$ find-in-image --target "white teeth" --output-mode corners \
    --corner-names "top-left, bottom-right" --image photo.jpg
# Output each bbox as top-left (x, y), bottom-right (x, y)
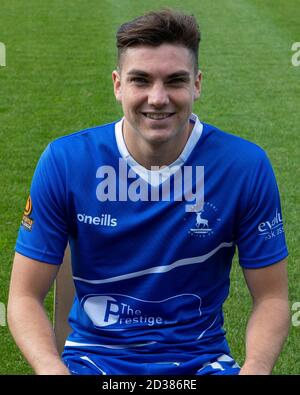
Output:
top-left (144, 113), bottom-right (172, 120)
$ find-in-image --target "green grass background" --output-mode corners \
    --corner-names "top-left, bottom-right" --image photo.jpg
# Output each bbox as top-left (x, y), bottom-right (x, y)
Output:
top-left (0, 0), bottom-right (299, 374)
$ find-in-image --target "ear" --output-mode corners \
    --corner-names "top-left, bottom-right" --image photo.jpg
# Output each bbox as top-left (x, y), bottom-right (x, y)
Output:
top-left (193, 70), bottom-right (202, 101)
top-left (112, 70), bottom-right (122, 102)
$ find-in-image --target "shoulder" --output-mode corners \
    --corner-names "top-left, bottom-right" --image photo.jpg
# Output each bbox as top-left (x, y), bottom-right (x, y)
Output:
top-left (201, 122), bottom-right (269, 166)
top-left (35, 120), bottom-right (120, 179)
top-left (49, 120), bottom-right (119, 152)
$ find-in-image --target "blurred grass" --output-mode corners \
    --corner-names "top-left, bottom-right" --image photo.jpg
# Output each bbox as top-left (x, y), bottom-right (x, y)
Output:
top-left (0, 0), bottom-right (299, 374)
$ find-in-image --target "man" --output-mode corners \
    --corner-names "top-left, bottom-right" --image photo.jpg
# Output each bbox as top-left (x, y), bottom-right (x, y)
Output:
top-left (8, 9), bottom-right (289, 375)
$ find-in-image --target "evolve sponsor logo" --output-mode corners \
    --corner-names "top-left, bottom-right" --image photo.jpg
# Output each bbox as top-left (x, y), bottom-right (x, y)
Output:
top-left (82, 294), bottom-right (201, 329)
top-left (77, 213), bottom-right (117, 227)
top-left (258, 209), bottom-right (284, 240)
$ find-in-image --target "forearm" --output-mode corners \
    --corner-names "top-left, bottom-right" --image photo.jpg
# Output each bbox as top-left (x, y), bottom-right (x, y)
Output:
top-left (240, 297), bottom-right (290, 375)
top-left (8, 295), bottom-right (70, 375)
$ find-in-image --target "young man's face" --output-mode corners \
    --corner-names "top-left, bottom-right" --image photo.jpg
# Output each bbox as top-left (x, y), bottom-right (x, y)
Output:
top-left (112, 44), bottom-right (201, 147)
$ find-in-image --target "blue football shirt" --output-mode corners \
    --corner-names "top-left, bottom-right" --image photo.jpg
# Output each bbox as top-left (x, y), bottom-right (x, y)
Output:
top-left (16, 114), bottom-right (288, 369)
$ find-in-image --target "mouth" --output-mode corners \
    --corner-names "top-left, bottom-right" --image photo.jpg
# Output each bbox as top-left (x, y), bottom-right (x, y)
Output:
top-left (141, 112), bottom-right (175, 120)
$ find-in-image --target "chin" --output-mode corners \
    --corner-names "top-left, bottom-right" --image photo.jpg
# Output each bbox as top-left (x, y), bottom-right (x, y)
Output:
top-left (145, 130), bottom-right (175, 144)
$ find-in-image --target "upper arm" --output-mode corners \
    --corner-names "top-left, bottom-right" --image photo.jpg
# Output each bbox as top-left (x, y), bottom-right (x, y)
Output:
top-left (236, 150), bottom-right (288, 268)
top-left (242, 259), bottom-right (289, 303)
top-left (16, 144), bottom-right (68, 265)
top-left (8, 252), bottom-right (61, 303)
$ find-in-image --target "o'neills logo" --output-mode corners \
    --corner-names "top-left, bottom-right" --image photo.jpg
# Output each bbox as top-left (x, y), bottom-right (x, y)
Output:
top-left (77, 213), bottom-right (117, 227)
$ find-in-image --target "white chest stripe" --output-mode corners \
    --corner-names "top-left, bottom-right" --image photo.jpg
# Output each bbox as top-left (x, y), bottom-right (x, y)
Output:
top-left (65, 340), bottom-right (157, 349)
top-left (73, 242), bottom-right (234, 285)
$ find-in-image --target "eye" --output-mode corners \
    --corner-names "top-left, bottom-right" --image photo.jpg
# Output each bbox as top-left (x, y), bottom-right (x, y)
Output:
top-left (167, 77), bottom-right (189, 85)
top-left (130, 77), bottom-right (149, 85)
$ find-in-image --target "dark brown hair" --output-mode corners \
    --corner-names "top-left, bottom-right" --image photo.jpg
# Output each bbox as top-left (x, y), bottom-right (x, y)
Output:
top-left (116, 9), bottom-right (201, 73)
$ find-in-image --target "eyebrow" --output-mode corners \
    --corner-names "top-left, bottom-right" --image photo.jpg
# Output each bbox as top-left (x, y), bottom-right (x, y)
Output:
top-left (127, 69), bottom-right (191, 79)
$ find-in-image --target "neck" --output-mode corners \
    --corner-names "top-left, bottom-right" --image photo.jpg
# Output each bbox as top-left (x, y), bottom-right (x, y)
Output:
top-left (123, 121), bottom-right (193, 170)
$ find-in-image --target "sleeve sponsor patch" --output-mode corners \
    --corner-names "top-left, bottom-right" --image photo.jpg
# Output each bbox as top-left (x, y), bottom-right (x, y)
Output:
top-left (21, 195), bottom-right (34, 231)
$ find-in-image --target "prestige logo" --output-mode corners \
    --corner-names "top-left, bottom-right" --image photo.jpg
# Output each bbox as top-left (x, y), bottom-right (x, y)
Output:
top-left (83, 295), bottom-right (164, 328)
top-left (258, 209), bottom-right (284, 240)
top-left (82, 294), bottom-right (201, 330)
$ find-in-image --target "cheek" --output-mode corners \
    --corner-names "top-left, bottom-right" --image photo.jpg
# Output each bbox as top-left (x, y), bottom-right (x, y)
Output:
top-left (123, 99), bottom-right (136, 113)
top-left (171, 89), bottom-right (193, 104)
top-left (122, 92), bottom-right (145, 112)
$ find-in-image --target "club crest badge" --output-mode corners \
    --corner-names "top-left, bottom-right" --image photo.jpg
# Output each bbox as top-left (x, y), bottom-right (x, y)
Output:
top-left (187, 201), bottom-right (221, 238)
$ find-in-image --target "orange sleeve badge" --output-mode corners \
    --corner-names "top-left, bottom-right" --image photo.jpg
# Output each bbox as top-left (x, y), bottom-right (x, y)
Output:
top-left (24, 195), bottom-right (32, 216)
top-left (21, 195), bottom-right (34, 231)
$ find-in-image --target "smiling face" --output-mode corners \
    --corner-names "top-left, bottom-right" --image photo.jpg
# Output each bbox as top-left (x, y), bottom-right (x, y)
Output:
top-left (112, 44), bottom-right (201, 161)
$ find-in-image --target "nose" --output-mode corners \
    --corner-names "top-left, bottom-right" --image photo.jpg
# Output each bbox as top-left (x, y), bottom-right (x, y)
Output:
top-left (148, 82), bottom-right (169, 107)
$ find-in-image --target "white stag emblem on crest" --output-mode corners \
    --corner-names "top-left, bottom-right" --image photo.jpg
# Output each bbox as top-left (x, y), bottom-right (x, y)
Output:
top-left (195, 210), bottom-right (209, 228)
top-left (190, 209), bottom-right (211, 234)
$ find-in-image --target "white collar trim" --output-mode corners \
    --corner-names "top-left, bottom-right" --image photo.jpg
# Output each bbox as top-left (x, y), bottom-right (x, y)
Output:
top-left (114, 113), bottom-right (203, 186)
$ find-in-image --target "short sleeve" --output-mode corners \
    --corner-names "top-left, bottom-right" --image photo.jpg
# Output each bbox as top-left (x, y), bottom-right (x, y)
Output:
top-left (236, 150), bottom-right (288, 268)
top-left (15, 143), bottom-right (68, 264)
